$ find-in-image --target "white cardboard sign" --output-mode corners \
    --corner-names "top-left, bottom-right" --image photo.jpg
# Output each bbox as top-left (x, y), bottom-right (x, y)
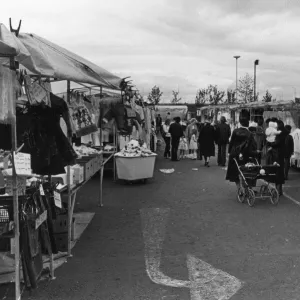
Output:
top-left (54, 191), bottom-right (62, 208)
top-left (13, 152), bottom-right (32, 176)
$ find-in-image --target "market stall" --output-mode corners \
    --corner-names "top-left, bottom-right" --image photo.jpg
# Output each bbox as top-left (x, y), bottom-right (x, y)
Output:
top-left (0, 20), bottom-right (122, 300)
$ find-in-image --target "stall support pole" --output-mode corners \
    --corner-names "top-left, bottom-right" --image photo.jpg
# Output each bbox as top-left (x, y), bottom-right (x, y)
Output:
top-left (98, 165), bottom-right (104, 207)
top-left (113, 125), bottom-right (117, 182)
top-left (98, 86), bottom-right (104, 207)
top-left (66, 80), bottom-right (73, 257)
top-left (9, 57), bottom-right (21, 300)
top-left (47, 174), bottom-right (55, 280)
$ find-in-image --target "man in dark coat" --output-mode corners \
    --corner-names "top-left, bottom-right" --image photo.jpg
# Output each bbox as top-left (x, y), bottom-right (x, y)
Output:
top-left (267, 120), bottom-right (288, 196)
top-left (284, 125), bottom-right (294, 180)
top-left (169, 117), bottom-right (184, 161)
top-left (156, 114), bottom-right (162, 134)
top-left (198, 117), bottom-right (215, 167)
top-left (215, 116), bottom-right (231, 167)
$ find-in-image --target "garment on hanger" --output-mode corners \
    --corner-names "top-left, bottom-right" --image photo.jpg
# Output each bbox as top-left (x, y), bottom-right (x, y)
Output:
top-left (16, 93), bottom-right (77, 175)
top-left (0, 60), bottom-right (18, 124)
top-left (134, 105), bottom-right (144, 121)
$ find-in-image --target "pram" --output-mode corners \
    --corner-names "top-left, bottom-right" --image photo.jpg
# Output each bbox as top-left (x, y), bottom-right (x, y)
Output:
top-left (234, 157), bottom-right (279, 207)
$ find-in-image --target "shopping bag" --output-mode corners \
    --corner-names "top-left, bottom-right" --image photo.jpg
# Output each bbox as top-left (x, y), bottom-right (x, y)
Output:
top-left (68, 104), bottom-right (98, 137)
top-left (24, 75), bottom-right (51, 107)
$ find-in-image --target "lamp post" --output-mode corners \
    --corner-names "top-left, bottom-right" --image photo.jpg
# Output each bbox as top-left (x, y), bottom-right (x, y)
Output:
top-left (233, 56), bottom-right (240, 102)
top-left (254, 59), bottom-right (259, 101)
top-left (292, 86), bottom-right (296, 99)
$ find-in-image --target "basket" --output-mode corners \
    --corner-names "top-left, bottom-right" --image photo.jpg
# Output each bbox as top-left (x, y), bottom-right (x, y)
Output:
top-left (115, 155), bottom-right (157, 181)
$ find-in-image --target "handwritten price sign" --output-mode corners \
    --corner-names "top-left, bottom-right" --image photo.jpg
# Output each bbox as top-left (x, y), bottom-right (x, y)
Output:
top-left (13, 152), bottom-right (32, 176)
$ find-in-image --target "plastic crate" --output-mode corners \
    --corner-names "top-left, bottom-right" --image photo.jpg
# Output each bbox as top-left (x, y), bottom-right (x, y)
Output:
top-left (116, 155), bottom-right (157, 181)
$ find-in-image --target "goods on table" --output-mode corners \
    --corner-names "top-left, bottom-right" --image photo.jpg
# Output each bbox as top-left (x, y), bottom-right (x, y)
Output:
top-left (115, 140), bottom-right (154, 157)
top-left (73, 145), bottom-right (101, 158)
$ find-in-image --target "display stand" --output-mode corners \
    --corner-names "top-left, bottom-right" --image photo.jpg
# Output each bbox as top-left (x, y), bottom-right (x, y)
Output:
top-left (0, 20), bottom-right (122, 299)
top-left (0, 60), bottom-right (55, 300)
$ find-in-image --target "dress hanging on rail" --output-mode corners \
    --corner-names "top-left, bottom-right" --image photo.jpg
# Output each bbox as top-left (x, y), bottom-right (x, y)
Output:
top-left (0, 59), bottom-right (19, 124)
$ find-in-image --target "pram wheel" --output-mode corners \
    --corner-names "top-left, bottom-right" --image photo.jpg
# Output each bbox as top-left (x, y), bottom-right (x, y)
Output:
top-left (237, 187), bottom-right (245, 203)
top-left (247, 189), bottom-right (256, 207)
top-left (269, 187), bottom-right (279, 205)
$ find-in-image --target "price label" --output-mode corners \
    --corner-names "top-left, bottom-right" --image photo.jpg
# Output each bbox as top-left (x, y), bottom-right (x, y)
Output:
top-left (35, 210), bottom-right (47, 229)
top-left (54, 191), bottom-right (62, 208)
top-left (39, 185), bottom-right (45, 196)
top-left (13, 152), bottom-right (32, 176)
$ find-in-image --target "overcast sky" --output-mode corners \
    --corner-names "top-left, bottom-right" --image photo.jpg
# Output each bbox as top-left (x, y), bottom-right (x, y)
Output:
top-left (2, 0), bottom-right (300, 102)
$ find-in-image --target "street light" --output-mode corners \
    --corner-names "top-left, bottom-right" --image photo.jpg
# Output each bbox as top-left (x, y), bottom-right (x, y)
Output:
top-left (233, 56), bottom-right (241, 102)
top-left (292, 86), bottom-right (296, 99)
top-left (254, 59), bottom-right (259, 101)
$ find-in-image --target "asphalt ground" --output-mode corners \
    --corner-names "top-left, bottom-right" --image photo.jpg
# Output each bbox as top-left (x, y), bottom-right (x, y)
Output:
top-left (1, 145), bottom-right (300, 300)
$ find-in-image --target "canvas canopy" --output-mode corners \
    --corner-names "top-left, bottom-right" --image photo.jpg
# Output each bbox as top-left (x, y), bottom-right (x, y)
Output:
top-left (17, 33), bottom-right (121, 89)
top-left (0, 23), bottom-right (29, 59)
top-left (155, 105), bottom-right (188, 120)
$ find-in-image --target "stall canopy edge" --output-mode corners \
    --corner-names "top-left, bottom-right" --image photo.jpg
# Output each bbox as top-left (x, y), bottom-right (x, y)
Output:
top-left (16, 32), bottom-right (122, 89)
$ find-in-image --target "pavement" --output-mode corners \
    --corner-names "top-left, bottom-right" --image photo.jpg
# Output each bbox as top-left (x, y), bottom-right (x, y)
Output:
top-left (1, 145), bottom-right (300, 300)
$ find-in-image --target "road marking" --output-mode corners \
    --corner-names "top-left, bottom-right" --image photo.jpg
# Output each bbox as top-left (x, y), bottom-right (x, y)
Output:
top-left (140, 208), bottom-right (243, 300)
top-left (140, 208), bottom-right (189, 288)
top-left (187, 254), bottom-right (242, 300)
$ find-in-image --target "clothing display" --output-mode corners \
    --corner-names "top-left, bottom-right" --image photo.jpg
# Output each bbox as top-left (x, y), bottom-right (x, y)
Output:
top-left (0, 60), bottom-right (18, 124)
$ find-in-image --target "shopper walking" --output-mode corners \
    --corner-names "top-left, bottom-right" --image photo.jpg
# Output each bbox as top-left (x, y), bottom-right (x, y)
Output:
top-left (254, 118), bottom-right (266, 164)
top-left (162, 119), bottom-right (171, 158)
top-left (226, 115), bottom-right (259, 190)
top-left (178, 135), bottom-right (188, 159)
top-left (156, 114), bottom-right (162, 134)
top-left (215, 116), bottom-right (231, 166)
top-left (166, 112), bottom-right (171, 122)
top-left (265, 120), bottom-right (287, 196)
top-left (284, 125), bottom-right (294, 180)
top-left (169, 117), bottom-right (184, 161)
top-left (198, 117), bottom-right (215, 167)
top-left (189, 129), bottom-right (198, 160)
top-left (186, 118), bottom-right (198, 143)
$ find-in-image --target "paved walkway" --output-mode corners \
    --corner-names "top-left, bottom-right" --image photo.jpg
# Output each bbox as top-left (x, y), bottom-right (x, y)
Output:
top-left (2, 151), bottom-right (300, 300)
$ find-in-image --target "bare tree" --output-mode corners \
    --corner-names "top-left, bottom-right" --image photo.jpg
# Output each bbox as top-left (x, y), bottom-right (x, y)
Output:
top-left (171, 90), bottom-right (182, 104)
top-left (237, 73), bottom-right (258, 103)
top-left (195, 88), bottom-right (207, 104)
top-left (263, 90), bottom-right (275, 103)
top-left (207, 84), bottom-right (225, 105)
top-left (148, 85), bottom-right (163, 105)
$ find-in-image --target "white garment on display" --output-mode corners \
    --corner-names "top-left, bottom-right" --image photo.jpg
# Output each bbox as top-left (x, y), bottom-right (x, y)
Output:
top-left (60, 118), bottom-right (68, 137)
top-left (119, 135), bottom-right (131, 150)
top-left (92, 129), bottom-right (101, 146)
top-left (81, 134), bottom-right (93, 144)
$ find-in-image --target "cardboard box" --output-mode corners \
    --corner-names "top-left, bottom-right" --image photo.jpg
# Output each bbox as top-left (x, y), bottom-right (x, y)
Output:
top-left (72, 165), bottom-right (84, 184)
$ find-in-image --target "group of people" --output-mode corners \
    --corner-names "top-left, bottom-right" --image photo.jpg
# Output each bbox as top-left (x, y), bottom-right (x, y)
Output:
top-left (157, 112), bottom-right (295, 197)
top-left (159, 115), bottom-right (231, 167)
top-left (226, 115), bottom-right (294, 196)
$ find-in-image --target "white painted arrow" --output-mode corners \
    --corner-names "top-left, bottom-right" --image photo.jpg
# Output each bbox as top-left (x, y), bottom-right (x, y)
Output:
top-left (140, 208), bottom-right (243, 300)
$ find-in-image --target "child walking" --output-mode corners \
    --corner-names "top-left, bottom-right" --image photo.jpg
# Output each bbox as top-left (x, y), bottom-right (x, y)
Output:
top-left (189, 129), bottom-right (198, 160)
top-left (178, 135), bottom-right (188, 159)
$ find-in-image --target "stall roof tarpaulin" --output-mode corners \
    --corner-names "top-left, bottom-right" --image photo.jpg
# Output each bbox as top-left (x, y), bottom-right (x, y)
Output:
top-left (0, 23), bottom-right (29, 59)
top-left (16, 33), bottom-right (121, 89)
top-left (155, 105), bottom-right (188, 120)
top-left (199, 100), bottom-right (299, 111)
